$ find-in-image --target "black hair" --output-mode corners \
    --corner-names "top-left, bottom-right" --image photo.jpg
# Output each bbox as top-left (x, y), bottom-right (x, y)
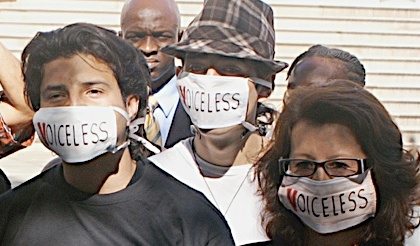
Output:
top-left (22, 22), bottom-right (149, 112)
top-left (22, 22), bottom-right (151, 159)
top-left (287, 44), bottom-right (366, 86)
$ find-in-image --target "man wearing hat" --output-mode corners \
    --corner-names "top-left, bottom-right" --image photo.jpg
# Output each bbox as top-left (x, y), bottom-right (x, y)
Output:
top-left (149, 0), bottom-right (287, 245)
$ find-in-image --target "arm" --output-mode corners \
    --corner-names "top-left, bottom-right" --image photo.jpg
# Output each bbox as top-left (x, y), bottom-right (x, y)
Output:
top-left (0, 43), bottom-right (35, 157)
top-left (0, 42), bottom-right (34, 130)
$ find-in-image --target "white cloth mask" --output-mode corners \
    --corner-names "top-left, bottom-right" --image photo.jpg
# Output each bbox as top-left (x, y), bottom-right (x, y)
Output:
top-left (33, 106), bottom-right (130, 163)
top-left (278, 170), bottom-right (377, 234)
top-left (177, 72), bottom-right (270, 131)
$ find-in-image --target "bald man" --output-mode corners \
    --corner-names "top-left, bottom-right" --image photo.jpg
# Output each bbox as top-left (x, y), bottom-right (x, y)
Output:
top-left (120, 0), bottom-right (192, 150)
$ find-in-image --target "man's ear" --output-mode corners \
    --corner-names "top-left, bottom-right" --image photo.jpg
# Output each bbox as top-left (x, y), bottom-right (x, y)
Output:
top-left (125, 95), bottom-right (140, 121)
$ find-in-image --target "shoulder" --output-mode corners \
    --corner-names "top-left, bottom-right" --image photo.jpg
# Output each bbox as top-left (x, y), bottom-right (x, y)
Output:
top-left (138, 159), bottom-right (235, 244)
top-left (0, 168), bottom-right (56, 234)
top-left (149, 138), bottom-right (192, 166)
top-left (0, 166), bottom-right (58, 206)
top-left (141, 158), bottom-right (220, 214)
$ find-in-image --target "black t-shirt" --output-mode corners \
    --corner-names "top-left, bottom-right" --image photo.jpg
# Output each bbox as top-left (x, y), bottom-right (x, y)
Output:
top-left (0, 158), bottom-right (234, 245)
top-left (0, 169), bottom-right (10, 195)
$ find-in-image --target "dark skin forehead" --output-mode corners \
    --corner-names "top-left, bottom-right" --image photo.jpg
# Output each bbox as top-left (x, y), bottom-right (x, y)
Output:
top-left (120, 0), bottom-right (180, 31)
top-left (287, 56), bottom-right (349, 89)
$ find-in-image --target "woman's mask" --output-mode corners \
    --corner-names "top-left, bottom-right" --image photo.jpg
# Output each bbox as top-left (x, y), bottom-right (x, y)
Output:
top-left (278, 170), bottom-right (377, 234)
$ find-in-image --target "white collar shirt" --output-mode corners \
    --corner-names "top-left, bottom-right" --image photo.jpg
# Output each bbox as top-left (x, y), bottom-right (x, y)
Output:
top-left (152, 75), bottom-right (179, 146)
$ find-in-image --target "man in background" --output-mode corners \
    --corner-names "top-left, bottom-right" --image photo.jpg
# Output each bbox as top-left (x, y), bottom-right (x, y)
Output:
top-left (120, 0), bottom-right (192, 152)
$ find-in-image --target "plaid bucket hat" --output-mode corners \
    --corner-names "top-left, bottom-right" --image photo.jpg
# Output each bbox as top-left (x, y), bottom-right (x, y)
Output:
top-left (161, 0), bottom-right (288, 74)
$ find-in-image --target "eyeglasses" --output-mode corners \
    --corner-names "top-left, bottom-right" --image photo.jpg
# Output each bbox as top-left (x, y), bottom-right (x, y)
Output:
top-left (278, 158), bottom-right (368, 177)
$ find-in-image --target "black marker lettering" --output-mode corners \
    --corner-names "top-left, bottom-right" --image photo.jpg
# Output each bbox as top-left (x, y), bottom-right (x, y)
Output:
top-left (358, 189), bottom-right (369, 209)
top-left (231, 93), bottom-right (240, 109)
top-left (348, 191), bottom-right (357, 211)
top-left (322, 197), bottom-right (329, 217)
top-left (81, 123), bottom-right (89, 145)
top-left (58, 125), bottom-right (65, 146)
top-left (339, 193), bottom-right (346, 214)
top-left (65, 125), bottom-right (71, 146)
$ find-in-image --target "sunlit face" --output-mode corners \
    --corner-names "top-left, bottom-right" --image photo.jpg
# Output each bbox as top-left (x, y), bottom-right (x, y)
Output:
top-left (290, 121), bottom-right (367, 181)
top-left (121, 0), bottom-right (179, 91)
top-left (40, 54), bottom-right (138, 144)
top-left (183, 53), bottom-right (263, 134)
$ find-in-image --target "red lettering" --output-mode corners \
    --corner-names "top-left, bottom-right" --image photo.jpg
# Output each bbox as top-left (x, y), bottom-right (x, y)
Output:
top-left (286, 188), bottom-right (298, 211)
top-left (36, 122), bottom-right (48, 146)
top-left (178, 86), bottom-right (187, 105)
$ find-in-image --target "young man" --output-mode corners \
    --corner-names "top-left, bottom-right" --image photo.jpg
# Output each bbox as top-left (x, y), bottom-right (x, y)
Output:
top-left (120, 0), bottom-right (192, 151)
top-left (0, 23), bottom-right (234, 245)
top-left (149, 0), bottom-right (288, 245)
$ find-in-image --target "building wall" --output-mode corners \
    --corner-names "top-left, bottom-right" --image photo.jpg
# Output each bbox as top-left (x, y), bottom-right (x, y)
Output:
top-left (1, 0), bottom-right (419, 148)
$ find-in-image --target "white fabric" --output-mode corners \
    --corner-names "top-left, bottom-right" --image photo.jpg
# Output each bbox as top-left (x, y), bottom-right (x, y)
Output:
top-left (278, 170), bottom-right (377, 234)
top-left (33, 106), bottom-right (129, 163)
top-left (153, 75), bottom-right (179, 146)
top-left (149, 138), bottom-right (269, 245)
top-left (177, 72), bottom-right (250, 129)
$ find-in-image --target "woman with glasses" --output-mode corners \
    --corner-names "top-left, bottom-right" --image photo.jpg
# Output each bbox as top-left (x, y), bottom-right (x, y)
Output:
top-left (255, 80), bottom-right (420, 245)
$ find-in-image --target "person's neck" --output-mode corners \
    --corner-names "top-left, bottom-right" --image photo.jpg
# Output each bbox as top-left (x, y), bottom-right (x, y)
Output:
top-left (304, 225), bottom-right (365, 246)
top-left (62, 148), bottom-right (137, 194)
top-left (151, 68), bottom-right (176, 93)
top-left (193, 129), bottom-right (267, 167)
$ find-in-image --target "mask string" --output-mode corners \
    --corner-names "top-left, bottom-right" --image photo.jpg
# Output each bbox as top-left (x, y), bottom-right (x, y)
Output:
top-left (109, 141), bottom-right (130, 154)
top-left (112, 106), bottom-right (131, 122)
top-left (190, 125), bottom-right (202, 139)
top-left (241, 121), bottom-right (259, 139)
top-left (105, 107), bottom-right (132, 154)
top-left (128, 117), bottom-right (161, 154)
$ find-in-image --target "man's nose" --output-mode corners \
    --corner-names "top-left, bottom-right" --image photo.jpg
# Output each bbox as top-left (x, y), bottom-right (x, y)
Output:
top-left (205, 68), bottom-right (220, 76)
top-left (68, 95), bottom-right (83, 106)
top-left (139, 36), bottom-right (158, 55)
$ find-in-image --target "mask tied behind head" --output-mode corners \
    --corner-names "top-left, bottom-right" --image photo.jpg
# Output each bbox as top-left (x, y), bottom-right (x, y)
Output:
top-left (278, 170), bottom-right (377, 234)
top-left (128, 117), bottom-right (161, 154)
top-left (33, 106), bottom-right (131, 163)
top-left (177, 72), bottom-right (270, 133)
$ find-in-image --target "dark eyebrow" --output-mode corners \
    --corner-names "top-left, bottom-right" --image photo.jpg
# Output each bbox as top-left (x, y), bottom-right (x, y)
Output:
top-left (82, 81), bottom-right (112, 88)
top-left (42, 84), bottom-right (66, 92)
top-left (41, 84), bottom-right (67, 99)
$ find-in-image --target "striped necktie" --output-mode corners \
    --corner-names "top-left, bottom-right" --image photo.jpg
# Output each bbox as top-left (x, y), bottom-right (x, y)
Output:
top-left (144, 95), bottom-right (162, 148)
